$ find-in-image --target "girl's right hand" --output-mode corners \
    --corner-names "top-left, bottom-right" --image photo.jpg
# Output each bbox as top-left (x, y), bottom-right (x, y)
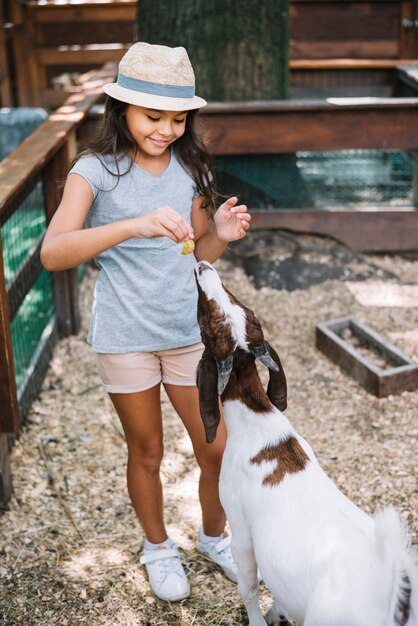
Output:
top-left (131, 206), bottom-right (194, 243)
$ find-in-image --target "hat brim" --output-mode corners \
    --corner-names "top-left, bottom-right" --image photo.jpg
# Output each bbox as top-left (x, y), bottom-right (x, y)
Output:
top-left (103, 82), bottom-right (207, 111)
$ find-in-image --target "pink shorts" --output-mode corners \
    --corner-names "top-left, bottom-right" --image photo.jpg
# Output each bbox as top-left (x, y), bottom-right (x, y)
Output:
top-left (94, 342), bottom-right (204, 394)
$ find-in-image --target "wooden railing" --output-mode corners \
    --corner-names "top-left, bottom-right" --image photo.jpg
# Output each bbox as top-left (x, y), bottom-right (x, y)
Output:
top-left (0, 63), bottom-right (116, 436)
top-left (197, 92), bottom-right (418, 252)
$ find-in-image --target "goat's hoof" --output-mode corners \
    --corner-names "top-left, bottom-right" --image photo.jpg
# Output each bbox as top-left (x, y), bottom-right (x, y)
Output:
top-left (265, 607), bottom-right (292, 626)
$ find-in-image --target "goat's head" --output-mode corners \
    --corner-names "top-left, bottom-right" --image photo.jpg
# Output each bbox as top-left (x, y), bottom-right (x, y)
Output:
top-left (195, 261), bottom-right (287, 443)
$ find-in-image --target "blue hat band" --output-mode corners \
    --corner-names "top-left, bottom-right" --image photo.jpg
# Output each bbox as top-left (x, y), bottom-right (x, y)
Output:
top-left (117, 73), bottom-right (195, 98)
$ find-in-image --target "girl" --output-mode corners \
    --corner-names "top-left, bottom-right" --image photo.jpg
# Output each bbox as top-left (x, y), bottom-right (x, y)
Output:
top-left (41, 42), bottom-right (251, 602)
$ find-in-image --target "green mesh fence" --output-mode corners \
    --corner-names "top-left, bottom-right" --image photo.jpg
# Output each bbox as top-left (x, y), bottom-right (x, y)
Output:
top-left (1, 183), bottom-right (55, 393)
top-left (11, 270), bottom-right (54, 391)
top-left (2, 185), bottom-right (45, 283)
top-left (215, 150), bottom-right (414, 209)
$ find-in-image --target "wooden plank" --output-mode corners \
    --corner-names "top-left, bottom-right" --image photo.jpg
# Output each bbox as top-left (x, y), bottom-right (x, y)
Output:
top-left (399, 0), bottom-right (416, 59)
top-left (291, 10), bottom-right (400, 42)
top-left (412, 153), bottom-right (418, 208)
top-left (249, 208), bottom-right (418, 253)
top-left (86, 97), bottom-right (418, 153)
top-left (31, 6), bottom-right (136, 22)
top-left (44, 135), bottom-right (80, 337)
top-left (290, 1), bottom-right (400, 59)
top-left (292, 0), bottom-right (397, 3)
top-left (9, 2), bottom-right (34, 105)
top-left (38, 44), bottom-right (129, 65)
top-left (291, 41), bottom-right (399, 59)
top-left (0, 5), bottom-right (13, 107)
top-left (199, 99), bottom-right (418, 154)
top-left (0, 234), bottom-right (19, 433)
top-left (0, 63), bottom-right (116, 220)
top-left (0, 433), bottom-right (13, 509)
top-left (27, 0), bottom-right (135, 6)
top-left (291, 59), bottom-right (418, 68)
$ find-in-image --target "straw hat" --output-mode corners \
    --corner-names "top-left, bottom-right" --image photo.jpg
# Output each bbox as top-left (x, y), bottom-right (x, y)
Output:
top-left (103, 42), bottom-right (207, 111)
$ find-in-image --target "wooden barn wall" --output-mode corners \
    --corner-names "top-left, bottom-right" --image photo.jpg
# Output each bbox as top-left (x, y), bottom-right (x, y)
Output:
top-left (290, 0), bottom-right (417, 60)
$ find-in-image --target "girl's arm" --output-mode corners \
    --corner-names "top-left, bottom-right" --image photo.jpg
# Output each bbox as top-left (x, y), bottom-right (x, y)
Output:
top-left (192, 196), bottom-right (251, 264)
top-left (41, 173), bottom-right (193, 271)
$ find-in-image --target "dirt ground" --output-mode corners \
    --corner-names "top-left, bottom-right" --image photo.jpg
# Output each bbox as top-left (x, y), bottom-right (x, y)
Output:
top-left (0, 232), bottom-right (417, 626)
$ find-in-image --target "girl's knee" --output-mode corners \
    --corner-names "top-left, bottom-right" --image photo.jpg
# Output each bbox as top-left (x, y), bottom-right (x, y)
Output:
top-left (197, 444), bottom-right (224, 477)
top-left (128, 440), bottom-right (164, 473)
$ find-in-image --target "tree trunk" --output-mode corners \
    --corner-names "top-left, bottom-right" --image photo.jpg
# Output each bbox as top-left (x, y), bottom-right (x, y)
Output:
top-left (138, 1), bottom-right (289, 101)
top-left (138, 1), bottom-right (312, 208)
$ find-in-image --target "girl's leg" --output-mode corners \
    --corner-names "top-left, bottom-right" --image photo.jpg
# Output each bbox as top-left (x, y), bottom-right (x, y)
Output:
top-left (109, 384), bottom-right (168, 544)
top-left (110, 384), bottom-right (191, 602)
top-left (164, 384), bottom-right (227, 536)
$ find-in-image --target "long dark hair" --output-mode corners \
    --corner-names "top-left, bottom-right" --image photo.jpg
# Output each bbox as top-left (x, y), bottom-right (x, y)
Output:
top-left (76, 96), bottom-right (217, 216)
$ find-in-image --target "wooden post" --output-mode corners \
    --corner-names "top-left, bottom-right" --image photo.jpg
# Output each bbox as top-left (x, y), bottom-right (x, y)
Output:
top-left (43, 133), bottom-right (80, 337)
top-left (0, 433), bottom-right (13, 510)
top-left (412, 151), bottom-right (418, 209)
top-left (0, 234), bottom-right (19, 433)
top-left (0, 3), bottom-right (13, 107)
top-left (9, 1), bottom-right (35, 106)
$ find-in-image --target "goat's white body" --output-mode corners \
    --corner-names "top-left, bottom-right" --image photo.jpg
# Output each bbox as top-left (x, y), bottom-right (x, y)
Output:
top-left (220, 399), bottom-right (418, 626)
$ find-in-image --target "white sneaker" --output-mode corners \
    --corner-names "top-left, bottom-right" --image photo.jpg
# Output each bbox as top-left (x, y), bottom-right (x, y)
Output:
top-left (140, 543), bottom-right (190, 602)
top-left (196, 534), bottom-right (238, 583)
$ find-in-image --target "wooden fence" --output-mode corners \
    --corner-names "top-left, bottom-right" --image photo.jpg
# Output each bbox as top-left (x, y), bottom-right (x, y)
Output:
top-left (196, 69), bottom-right (418, 252)
top-left (2, 0), bottom-right (418, 108)
top-left (0, 64), bottom-right (116, 506)
top-left (78, 66), bottom-right (418, 253)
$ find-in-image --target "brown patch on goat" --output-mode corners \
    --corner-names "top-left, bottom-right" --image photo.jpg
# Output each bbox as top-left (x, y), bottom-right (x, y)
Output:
top-left (250, 436), bottom-right (309, 486)
top-left (197, 289), bottom-right (236, 361)
top-left (222, 349), bottom-right (272, 412)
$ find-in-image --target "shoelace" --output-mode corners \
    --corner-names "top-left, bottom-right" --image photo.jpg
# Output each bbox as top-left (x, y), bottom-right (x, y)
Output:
top-left (155, 553), bottom-right (185, 583)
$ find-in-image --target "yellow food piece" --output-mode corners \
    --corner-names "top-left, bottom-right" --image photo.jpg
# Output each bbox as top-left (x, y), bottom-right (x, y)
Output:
top-left (181, 239), bottom-right (195, 255)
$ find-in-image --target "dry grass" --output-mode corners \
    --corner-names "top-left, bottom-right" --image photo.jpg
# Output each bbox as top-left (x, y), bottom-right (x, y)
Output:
top-left (0, 237), bottom-right (417, 625)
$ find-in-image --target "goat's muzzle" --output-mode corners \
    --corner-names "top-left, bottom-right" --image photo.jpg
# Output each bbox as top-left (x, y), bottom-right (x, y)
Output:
top-left (195, 260), bottom-right (214, 277)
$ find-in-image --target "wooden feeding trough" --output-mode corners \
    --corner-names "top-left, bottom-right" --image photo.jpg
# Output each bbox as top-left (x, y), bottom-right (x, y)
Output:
top-left (316, 316), bottom-right (418, 397)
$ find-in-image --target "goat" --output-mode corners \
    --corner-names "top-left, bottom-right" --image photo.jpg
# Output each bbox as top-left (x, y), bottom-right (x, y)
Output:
top-left (195, 260), bottom-right (418, 626)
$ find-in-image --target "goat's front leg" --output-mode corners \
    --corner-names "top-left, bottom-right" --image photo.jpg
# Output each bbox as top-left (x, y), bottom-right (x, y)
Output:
top-left (231, 537), bottom-right (267, 626)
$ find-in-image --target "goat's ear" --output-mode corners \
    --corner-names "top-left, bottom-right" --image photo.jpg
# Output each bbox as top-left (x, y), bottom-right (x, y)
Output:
top-left (264, 341), bottom-right (287, 412)
top-left (196, 352), bottom-right (221, 444)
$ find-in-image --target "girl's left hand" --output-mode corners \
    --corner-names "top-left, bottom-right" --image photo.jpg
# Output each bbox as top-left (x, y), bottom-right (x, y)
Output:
top-left (214, 197), bottom-right (251, 242)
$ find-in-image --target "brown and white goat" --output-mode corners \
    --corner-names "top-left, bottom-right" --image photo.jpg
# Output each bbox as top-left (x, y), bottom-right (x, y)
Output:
top-left (195, 260), bottom-right (417, 626)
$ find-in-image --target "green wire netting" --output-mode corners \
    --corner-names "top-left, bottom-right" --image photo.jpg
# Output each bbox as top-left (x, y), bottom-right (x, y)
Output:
top-left (2, 184), bottom-right (55, 392)
top-left (215, 150), bottom-right (414, 209)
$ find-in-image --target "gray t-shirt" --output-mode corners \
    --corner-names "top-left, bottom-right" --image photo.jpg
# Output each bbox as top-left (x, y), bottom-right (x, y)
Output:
top-left (70, 151), bottom-right (202, 353)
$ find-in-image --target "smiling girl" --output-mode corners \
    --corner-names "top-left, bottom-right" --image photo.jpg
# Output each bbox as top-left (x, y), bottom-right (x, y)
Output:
top-left (41, 43), bottom-right (251, 602)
